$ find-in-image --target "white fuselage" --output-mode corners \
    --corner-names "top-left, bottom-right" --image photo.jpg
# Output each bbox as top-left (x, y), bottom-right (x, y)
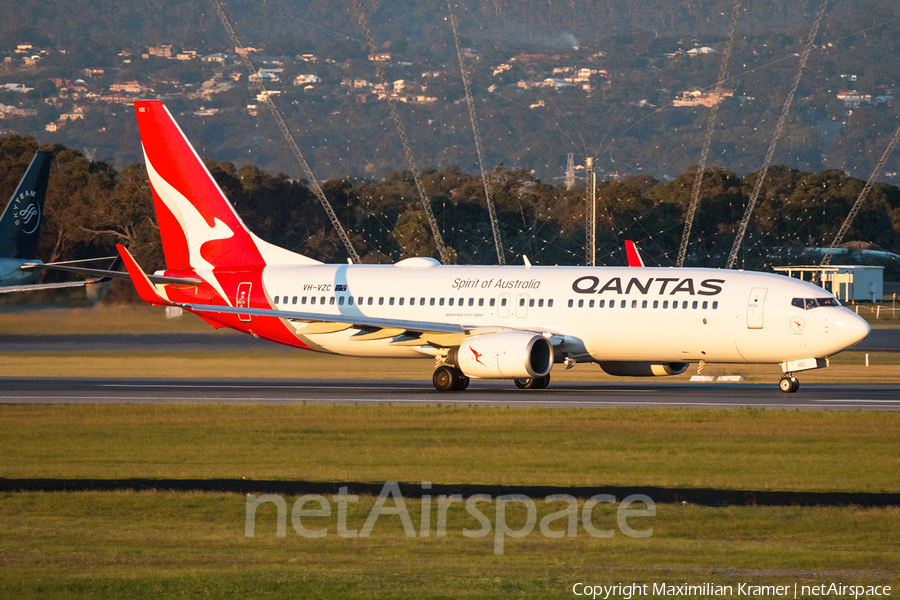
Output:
top-left (254, 262), bottom-right (870, 364)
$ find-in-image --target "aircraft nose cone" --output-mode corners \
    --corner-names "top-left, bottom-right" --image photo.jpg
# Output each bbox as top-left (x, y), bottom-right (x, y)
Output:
top-left (838, 311), bottom-right (870, 349)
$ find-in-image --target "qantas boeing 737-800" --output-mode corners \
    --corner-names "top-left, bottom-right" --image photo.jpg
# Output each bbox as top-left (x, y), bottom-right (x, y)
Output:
top-left (110, 101), bottom-right (869, 393)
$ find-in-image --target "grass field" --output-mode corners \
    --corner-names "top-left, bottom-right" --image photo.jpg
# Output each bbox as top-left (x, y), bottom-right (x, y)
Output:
top-left (2, 306), bottom-right (899, 598)
top-left (1, 492), bottom-right (897, 599)
top-left (2, 405), bottom-right (899, 492)
top-left (1, 405), bottom-right (899, 598)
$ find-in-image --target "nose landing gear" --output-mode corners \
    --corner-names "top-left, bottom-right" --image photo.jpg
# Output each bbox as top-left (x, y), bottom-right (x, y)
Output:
top-left (779, 375), bottom-right (800, 393)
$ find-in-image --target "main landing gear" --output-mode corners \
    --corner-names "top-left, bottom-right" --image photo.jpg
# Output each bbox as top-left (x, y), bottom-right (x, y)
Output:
top-left (514, 375), bottom-right (551, 390)
top-left (779, 374), bottom-right (800, 393)
top-left (433, 365), bottom-right (469, 391)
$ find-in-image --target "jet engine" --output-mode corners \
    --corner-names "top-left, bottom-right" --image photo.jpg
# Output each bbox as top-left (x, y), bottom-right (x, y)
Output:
top-left (450, 332), bottom-right (553, 379)
top-left (597, 361), bottom-right (690, 377)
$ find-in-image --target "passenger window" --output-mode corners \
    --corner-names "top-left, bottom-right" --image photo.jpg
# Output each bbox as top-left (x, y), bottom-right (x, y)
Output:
top-left (489, 298), bottom-right (495, 307)
top-left (430, 298), bottom-right (435, 306)
top-left (529, 299), bottom-right (535, 307)
top-left (663, 300), bottom-right (668, 308)
top-left (367, 297), bottom-right (373, 305)
top-left (319, 296), bottom-right (324, 304)
top-left (412, 297), bottom-right (417, 305)
top-left (519, 298), bottom-right (525, 306)
top-left (378, 297), bottom-right (384, 305)
top-left (631, 300), bottom-right (637, 308)
top-left (642, 300), bottom-right (647, 308)
top-left (274, 296), bottom-right (280, 304)
top-left (311, 297), bottom-right (317, 305)
top-left (347, 297), bottom-right (353, 305)
top-left (620, 300), bottom-right (626, 308)
top-left (568, 299), bottom-right (574, 308)
top-left (440, 298), bottom-right (445, 306)
top-left (712, 301), bottom-right (718, 309)
top-left (692, 301), bottom-right (698, 309)
top-left (468, 298), bottom-right (474, 306)
top-left (358, 297), bottom-right (363, 305)
top-left (330, 297), bottom-right (336, 305)
top-left (291, 296), bottom-right (297, 305)
top-left (389, 297), bottom-right (395, 306)
top-left (578, 299), bottom-right (584, 308)
top-left (599, 299), bottom-right (605, 308)
top-left (448, 298), bottom-right (454, 306)
top-left (479, 298), bottom-right (484, 307)
top-left (501, 298), bottom-right (508, 307)
top-left (702, 301), bottom-right (708, 309)
top-left (538, 299), bottom-right (544, 307)
top-left (399, 297), bottom-right (405, 306)
top-left (421, 298), bottom-right (426, 306)
top-left (458, 297), bottom-right (464, 305)
top-left (548, 299), bottom-right (553, 307)
top-left (672, 301), bottom-right (677, 309)
top-left (653, 300), bottom-right (658, 308)
top-left (339, 297), bottom-right (345, 306)
top-left (588, 299), bottom-right (594, 308)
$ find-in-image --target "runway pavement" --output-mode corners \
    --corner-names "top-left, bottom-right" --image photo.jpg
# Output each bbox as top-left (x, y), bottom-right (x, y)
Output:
top-left (1, 377), bottom-right (899, 410)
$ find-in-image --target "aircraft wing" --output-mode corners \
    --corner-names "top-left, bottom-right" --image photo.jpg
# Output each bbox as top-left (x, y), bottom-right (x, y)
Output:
top-left (625, 240), bottom-right (645, 267)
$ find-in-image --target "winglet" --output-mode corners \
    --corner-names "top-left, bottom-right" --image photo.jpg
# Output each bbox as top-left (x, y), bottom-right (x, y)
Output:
top-left (116, 244), bottom-right (175, 306)
top-left (625, 240), bottom-right (645, 267)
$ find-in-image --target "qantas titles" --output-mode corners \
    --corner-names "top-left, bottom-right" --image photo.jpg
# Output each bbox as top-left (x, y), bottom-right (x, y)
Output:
top-left (572, 276), bottom-right (724, 296)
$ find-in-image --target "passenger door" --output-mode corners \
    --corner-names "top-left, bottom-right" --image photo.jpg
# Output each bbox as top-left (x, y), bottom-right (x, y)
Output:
top-left (747, 287), bottom-right (767, 329)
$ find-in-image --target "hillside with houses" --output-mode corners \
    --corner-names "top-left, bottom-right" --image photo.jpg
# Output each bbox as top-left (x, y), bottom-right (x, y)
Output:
top-left (0, 0), bottom-right (898, 185)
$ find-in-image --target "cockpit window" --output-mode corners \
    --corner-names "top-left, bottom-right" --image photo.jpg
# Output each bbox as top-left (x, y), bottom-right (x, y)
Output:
top-left (791, 297), bottom-right (841, 310)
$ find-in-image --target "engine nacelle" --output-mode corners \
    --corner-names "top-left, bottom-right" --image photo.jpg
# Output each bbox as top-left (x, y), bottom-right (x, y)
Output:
top-left (597, 361), bottom-right (690, 377)
top-left (452, 332), bottom-right (553, 379)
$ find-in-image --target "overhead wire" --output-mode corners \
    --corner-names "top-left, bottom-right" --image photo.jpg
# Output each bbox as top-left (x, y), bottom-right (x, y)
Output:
top-left (677, 0), bottom-right (743, 268)
top-left (351, 0), bottom-right (451, 264)
top-left (447, 0), bottom-right (505, 265)
top-left (725, 0), bottom-right (829, 270)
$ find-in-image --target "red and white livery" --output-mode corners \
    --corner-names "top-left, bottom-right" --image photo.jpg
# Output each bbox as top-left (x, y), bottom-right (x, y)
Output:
top-left (120, 101), bottom-right (870, 393)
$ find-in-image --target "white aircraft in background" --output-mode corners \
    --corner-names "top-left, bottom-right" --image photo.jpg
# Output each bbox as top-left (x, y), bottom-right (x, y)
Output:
top-left (114, 101), bottom-right (869, 393)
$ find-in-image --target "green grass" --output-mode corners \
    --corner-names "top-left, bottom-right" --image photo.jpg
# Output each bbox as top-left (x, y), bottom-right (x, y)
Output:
top-left (0, 348), bottom-right (898, 383)
top-left (0, 491), bottom-right (897, 599)
top-left (1, 405), bottom-right (898, 493)
top-left (0, 305), bottom-right (218, 335)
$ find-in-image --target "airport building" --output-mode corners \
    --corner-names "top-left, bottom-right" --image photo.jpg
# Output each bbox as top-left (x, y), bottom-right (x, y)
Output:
top-left (773, 265), bottom-right (884, 302)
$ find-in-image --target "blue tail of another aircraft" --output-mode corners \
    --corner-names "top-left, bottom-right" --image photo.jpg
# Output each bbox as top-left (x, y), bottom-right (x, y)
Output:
top-left (0, 150), bottom-right (51, 260)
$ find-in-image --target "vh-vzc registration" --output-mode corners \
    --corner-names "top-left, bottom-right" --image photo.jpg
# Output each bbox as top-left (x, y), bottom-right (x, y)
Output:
top-left (114, 101), bottom-right (869, 393)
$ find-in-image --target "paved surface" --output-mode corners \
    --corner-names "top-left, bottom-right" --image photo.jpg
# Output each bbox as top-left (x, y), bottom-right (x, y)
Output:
top-left (1, 328), bottom-right (898, 352)
top-left (1, 377), bottom-right (899, 410)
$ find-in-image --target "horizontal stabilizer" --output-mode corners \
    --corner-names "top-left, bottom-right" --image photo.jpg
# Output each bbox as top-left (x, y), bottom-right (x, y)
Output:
top-left (0, 280), bottom-right (98, 294)
top-left (24, 256), bottom-right (202, 288)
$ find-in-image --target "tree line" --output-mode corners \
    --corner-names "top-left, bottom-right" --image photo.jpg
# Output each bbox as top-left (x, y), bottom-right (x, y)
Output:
top-left (2, 134), bottom-right (899, 297)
